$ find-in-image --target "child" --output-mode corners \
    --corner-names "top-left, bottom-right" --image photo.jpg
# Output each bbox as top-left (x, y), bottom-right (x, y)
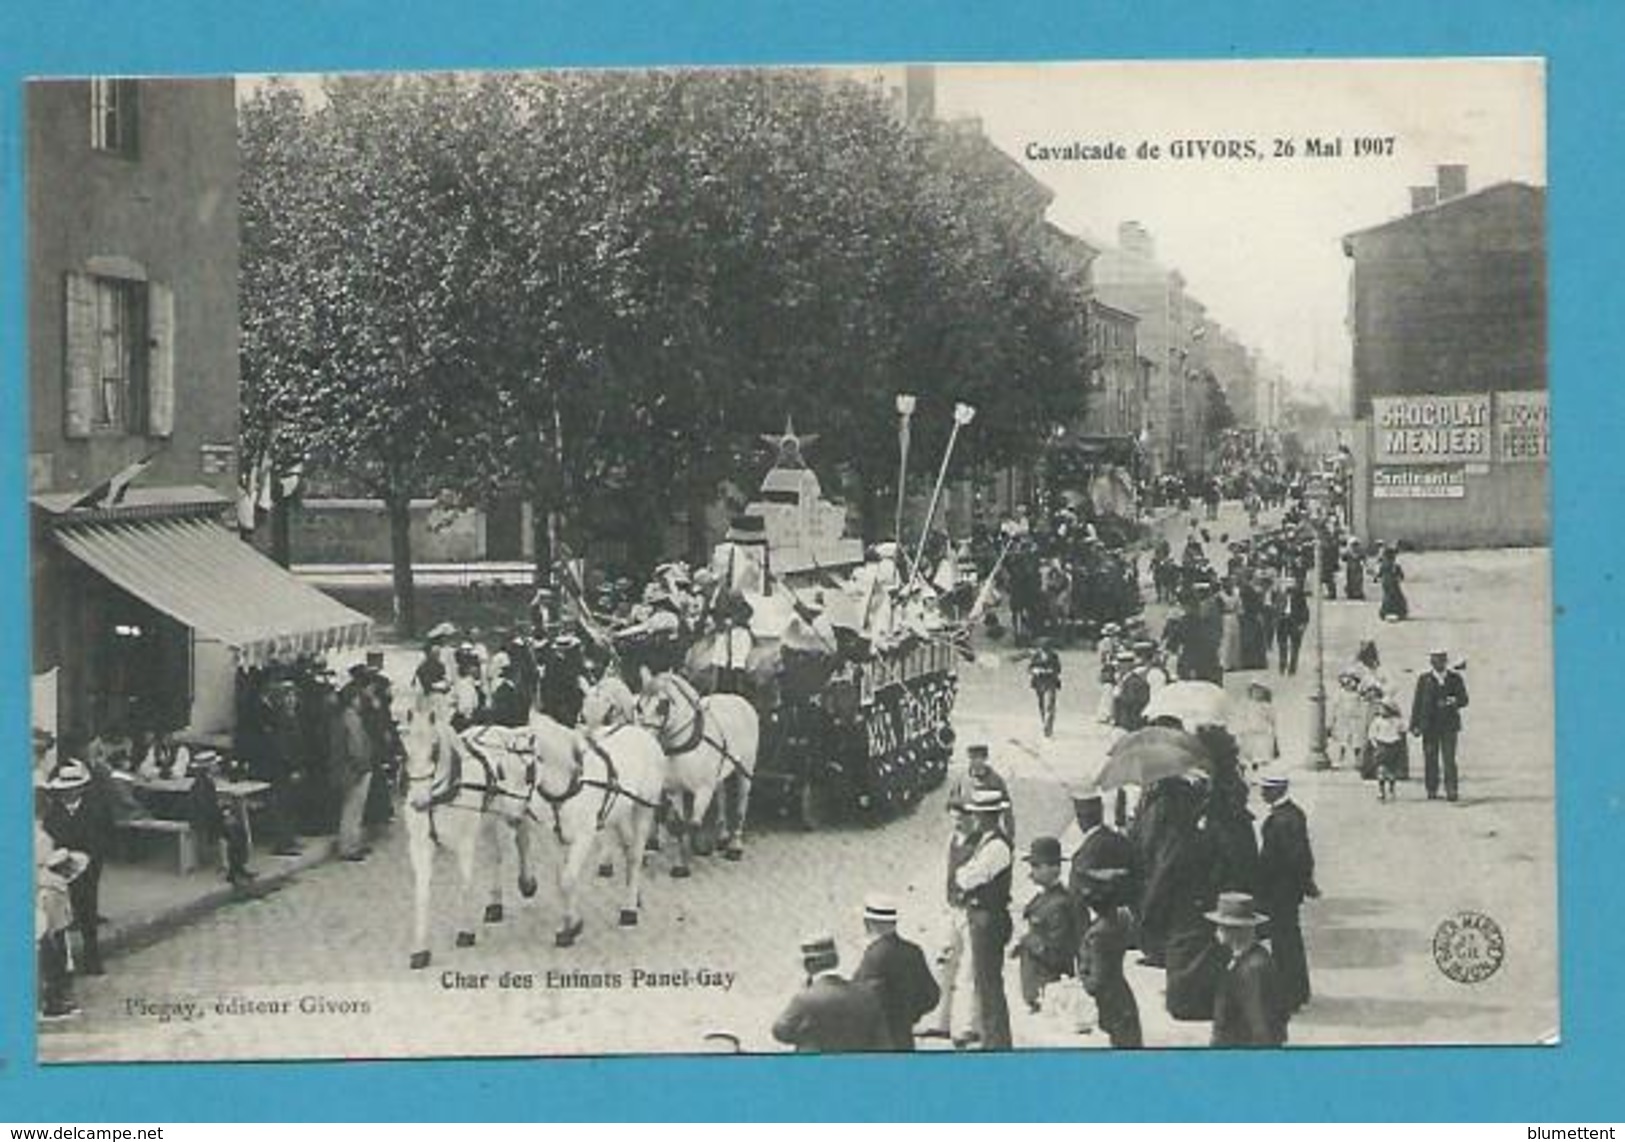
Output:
top-left (1233, 681), bottom-right (1280, 772)
top-left (1096, 623), bottom-right (1122, 678)
top-left (1078, 868), bottom-right (1143, 1048)
top-left (1368, 697), bottom-right (1407, 802)
top-left (187, 751), bottom-right (255, 885)
top-left (1331, 671), bottom-right (1366, 769)
top-left (1027, 638), bottom-right (1063, 739)
top-left (1012, 836), bottom-right (1081, 1013)
top-left (35, 816), bottom-right (86, 1020)
top-left (1356, 680), bottom-right (1387, 779)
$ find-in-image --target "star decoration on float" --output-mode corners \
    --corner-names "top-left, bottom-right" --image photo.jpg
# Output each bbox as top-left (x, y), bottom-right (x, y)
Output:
top-left (761, 415), bottom-right (819, 469)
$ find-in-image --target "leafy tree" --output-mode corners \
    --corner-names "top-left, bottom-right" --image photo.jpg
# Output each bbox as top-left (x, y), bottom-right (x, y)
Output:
top-left (240, 75), bottom-right (523, 634)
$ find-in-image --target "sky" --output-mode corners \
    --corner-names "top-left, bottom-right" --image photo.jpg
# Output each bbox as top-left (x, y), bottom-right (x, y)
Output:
top-left (241, 59), bottom-right (1545, 410)
top-left (933, 59), bottom-right (1546, 407)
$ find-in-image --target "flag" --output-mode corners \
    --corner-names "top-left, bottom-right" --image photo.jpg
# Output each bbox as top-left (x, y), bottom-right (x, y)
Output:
top-left (966, 535), bottom-right (1016, 626)
top-left (70, 449), bottom-right (163, 511)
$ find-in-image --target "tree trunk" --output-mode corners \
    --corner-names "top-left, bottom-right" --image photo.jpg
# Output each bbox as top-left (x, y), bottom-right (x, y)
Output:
top-left (385, 489), bottom-right (417, 638)
top-left (686, 463), bottom-right (713, 567)
top-left (269, 493), bottom-right (292, 569)
top-left (530, 496), bottom-right (552, 588)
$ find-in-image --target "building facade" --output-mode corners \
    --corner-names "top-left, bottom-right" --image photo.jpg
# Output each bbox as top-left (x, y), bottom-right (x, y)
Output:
top-left (29, 77), bottom-right (370, 746)
top-left (1342, 171), bottom-right (1548, 548)
top-left (1086, 299), bottom-right (1142, 437)
top-left (1091, 222), bottom-right (1200, 476)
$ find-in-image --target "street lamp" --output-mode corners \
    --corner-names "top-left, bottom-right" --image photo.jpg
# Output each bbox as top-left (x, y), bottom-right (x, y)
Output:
top-left (894, 393), bottom-right (916, 543)
top-left (1307, 512), bottom-right (1332, 770)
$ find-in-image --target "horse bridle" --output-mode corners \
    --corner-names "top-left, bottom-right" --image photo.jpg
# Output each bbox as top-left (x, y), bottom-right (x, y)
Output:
top-left (646, 676), bottom-right (749, 781)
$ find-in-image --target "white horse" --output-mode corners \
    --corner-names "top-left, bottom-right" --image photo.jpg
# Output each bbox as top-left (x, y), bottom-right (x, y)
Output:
top-left (634, 671), bottom-right (760, 876)
top-left (401, 707), bottom-right (666, 966)
top-left (581, 672), bottom-right (638, 730)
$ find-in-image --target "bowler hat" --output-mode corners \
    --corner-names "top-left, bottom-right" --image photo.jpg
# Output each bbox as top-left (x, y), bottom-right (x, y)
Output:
top-left (966, 743), bottom-right (990, 761)
top-left (1022, 836), bottom-right (1063, 866)
top-left (1205, 892), bottom-right (1269, 927)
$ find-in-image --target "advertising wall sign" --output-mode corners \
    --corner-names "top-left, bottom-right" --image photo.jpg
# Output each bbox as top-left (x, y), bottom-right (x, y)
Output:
top-left (1372, 465), bottom-right (1467, 499)
top-left (1373, 395), bottom-right (1493, 465)
top-left (1496, 391), bottom-right (1550, 463)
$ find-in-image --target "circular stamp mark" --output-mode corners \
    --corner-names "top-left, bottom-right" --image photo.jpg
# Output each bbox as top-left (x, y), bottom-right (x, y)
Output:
top-left (1433, 911), bottom-right (1506, 984)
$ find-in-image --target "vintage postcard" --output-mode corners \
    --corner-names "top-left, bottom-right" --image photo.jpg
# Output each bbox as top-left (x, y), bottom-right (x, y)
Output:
top-left (26, 58), bottom-right (1551, 1062)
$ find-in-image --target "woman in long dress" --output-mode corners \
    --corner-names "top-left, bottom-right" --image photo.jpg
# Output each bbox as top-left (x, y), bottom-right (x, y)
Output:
top-left (1377, 545), bottom-right (1408, 622)
top-left (1237, 573), bottom-right (1268, 670)
top-left (1219, 583), bottom-right (1244, 672)
top-left (1343, 538), bottom-right (1368, 601)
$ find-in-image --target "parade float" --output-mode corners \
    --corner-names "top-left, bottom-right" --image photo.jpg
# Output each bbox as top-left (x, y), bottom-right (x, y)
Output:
top-left (602, 413), bottom-right (968, 828)
top-left (692, 417), bottom-right (963, 828)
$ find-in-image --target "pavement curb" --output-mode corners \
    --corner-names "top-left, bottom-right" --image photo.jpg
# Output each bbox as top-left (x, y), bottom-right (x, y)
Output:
top-left (101, 837), bottom-right (339, 959)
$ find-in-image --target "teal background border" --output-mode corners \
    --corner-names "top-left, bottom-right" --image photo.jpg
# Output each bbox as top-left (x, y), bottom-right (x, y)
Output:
top-left (1, 0), bottom-right (1620, 1122)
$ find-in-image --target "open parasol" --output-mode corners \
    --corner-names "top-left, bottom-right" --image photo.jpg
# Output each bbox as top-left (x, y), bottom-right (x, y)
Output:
top-left (1141, 680), bottom-right (1231, 730)
top-left (1093, 725), bottom-right (1210, 790)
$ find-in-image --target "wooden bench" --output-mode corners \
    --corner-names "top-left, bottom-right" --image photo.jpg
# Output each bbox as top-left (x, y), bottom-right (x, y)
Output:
top-left (117, 818), bottom-right (199, 875)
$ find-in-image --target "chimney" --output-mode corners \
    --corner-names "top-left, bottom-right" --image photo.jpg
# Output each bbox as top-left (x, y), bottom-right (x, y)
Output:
top-left (1437, 164), bottom-right (1468, 202)
top-left (903, 65), bottom-right (935, 122)
top-left (1410, 185), bottom-right (1439, 212)
top-left (1118, 221), bottom-right (1153, 258)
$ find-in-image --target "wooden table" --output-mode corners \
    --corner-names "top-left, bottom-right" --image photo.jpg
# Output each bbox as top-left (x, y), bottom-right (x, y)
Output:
top-left (133, 775), bottom-right (272, 849)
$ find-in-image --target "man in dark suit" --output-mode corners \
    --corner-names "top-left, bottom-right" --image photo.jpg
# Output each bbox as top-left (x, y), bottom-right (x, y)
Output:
top-left (772, 933), bottom-right (890, 1053)
top-left (1208, 893), bottom-right (1288, 1047)
top-left (1066, 789), bottom-right (1137, 925)
top-left (43, 760), bottom-right (117, 976)
top-left (1013, 836), bottom-right (1081, 1013)
top-left (853, 894), bottom-right (941, 1051)
top-left (1256, 776), bottom-right (1319, 1013)
top-left (1410, 648), bottom-right (1470, 801)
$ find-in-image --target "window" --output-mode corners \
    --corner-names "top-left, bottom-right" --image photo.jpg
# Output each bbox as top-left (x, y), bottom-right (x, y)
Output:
top-left (91, 277), bottom-right (146, 430)
top-left (90, 78), bottom-right (139, 156)
top-left (64, 269), bottom-right (173, 440)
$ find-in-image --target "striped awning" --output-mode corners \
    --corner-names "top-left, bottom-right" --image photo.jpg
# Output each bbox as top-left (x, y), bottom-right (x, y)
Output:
top-left (53, 515), bottom-right (374, 668)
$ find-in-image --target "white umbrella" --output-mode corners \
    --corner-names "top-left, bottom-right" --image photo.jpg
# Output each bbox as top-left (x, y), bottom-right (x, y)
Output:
top-left (1141, 680), bottom-right (1231, 730)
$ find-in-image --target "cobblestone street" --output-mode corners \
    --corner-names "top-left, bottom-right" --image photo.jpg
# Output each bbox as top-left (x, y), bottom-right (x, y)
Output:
top-left (39, 505), bottom-right (1556, 1062)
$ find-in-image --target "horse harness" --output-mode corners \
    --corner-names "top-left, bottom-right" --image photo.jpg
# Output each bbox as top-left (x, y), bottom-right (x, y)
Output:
top-left (410, 723), bottom-right (659, 846)
top-left (657, 681), bottom-right (750, 784)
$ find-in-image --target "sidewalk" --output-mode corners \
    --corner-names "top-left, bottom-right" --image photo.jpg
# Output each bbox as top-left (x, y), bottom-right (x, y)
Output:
top-left (95, 835), bottom-right (338, 958)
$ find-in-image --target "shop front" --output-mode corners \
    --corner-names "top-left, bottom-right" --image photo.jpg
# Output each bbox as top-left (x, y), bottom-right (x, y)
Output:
top-left (32, 487), bottom-right (373, 750)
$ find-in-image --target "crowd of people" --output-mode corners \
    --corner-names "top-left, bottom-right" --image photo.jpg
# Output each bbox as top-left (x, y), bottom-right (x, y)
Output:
top-left (768, 731), bottom-right (1318, 1053)
top-left (769, 453), bottom-right (1474, 1053)
top-left (31, 651), bottom-right (408, 1019)
top-left (980, 502), bottom-right (1141, 645)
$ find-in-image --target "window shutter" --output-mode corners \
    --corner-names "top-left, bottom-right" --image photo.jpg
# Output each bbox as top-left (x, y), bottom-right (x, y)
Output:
top-left (147, 281), bottom-right (175, 437)
top-left (123, 80), bottom-right (140, 159)
top-left (63, 272), bottom-right (97, 439)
